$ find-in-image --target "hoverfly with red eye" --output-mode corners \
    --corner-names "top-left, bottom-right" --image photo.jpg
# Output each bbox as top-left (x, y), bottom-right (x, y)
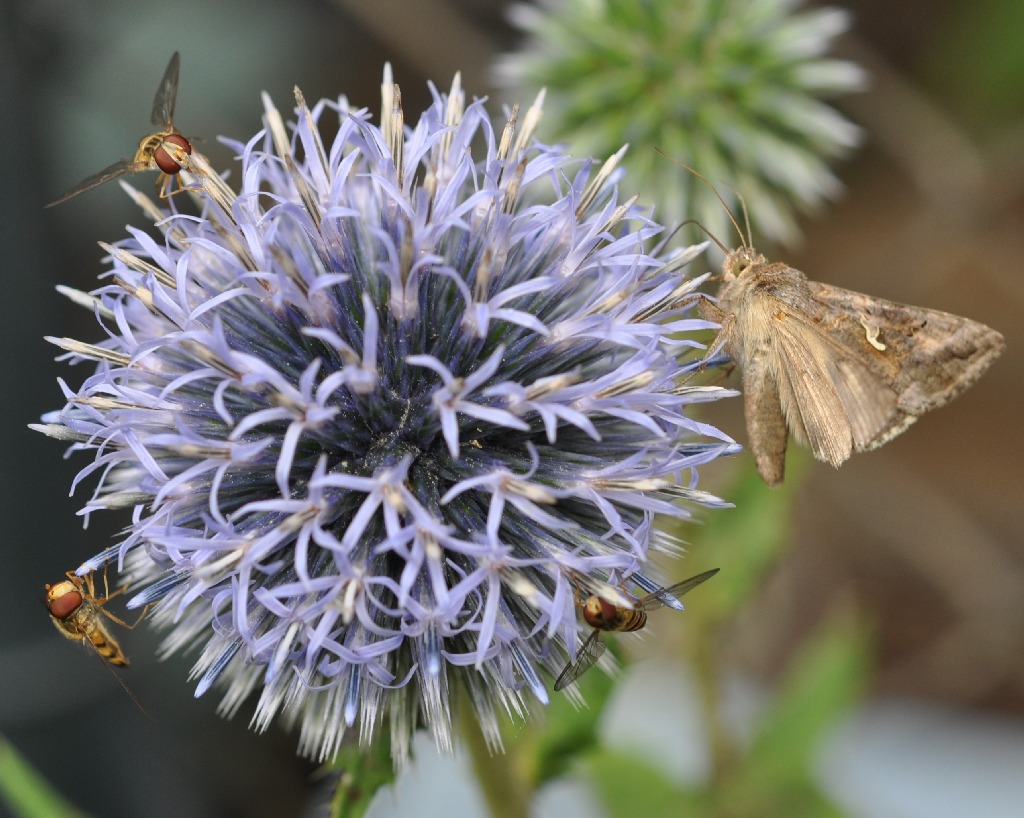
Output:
top-left (554, 568), bottom-right (719, 691)
top-left (44, 569), bottom-right (144, 666)
top-left (47, 51), bottom-right (193, 207)
top-left (45, 568), bottom-right (154, 717)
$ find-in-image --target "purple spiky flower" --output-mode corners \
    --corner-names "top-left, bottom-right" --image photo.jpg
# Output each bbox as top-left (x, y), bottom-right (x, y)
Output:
top-left (35, 66), bottom-right (737, 763)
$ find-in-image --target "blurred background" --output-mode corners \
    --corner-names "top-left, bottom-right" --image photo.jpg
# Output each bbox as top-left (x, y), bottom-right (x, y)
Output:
top-left (1, 1), bottom-right (1021, 816)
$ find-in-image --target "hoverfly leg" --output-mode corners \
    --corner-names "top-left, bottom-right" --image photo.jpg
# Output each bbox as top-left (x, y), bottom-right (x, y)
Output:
top-left (97, 602), bottom-right (151, 631)
top-left (90, 564), bottom-right (151, 630)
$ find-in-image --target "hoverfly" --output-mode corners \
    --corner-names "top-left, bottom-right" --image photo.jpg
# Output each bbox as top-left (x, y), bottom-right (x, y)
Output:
top-left (47, 51), bottom-right (193, 207)
top-left (45, 568), bottom-right (154, 718)
top-left (44, 569), bottom-right (141, 667)
top-left (554, 568), bottom-right (719, 691)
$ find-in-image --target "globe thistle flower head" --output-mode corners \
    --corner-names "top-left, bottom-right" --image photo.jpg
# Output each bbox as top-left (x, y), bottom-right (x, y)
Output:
top-left (496, 0), bottom-right (866, 247)
top-left (36, 65), bottom-right (737, 765)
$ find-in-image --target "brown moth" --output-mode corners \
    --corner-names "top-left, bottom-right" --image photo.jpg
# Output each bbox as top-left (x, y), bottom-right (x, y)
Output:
top-left (698, 243), bottom-right (1004, 485)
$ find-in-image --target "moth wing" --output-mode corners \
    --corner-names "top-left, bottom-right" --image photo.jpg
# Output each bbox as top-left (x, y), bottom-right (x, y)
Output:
top-left (740, 346), bottom-right (790, 485)
top-left (770, 302), bottom-right (900, 466)
top-left (807, 281), bottom-right (1005, 440)
top-left (830, 354), bottom-right (904, 450)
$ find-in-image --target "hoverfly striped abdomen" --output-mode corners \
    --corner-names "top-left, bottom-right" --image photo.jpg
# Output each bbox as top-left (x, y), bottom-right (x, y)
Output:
top-left (582, 595), bottom-right (648, 633)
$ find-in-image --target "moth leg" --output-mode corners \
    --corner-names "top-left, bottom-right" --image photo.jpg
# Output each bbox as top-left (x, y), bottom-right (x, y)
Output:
top-left (742, 354), bottom-right (789, 486)
top-left (696, 296), bottom-right (734, 368)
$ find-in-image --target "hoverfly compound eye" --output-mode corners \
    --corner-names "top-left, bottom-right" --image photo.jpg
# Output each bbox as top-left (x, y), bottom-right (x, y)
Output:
top-left (47, 586), bottom-right (83, 620)
top-left (154, 133), bottom-right (193, 175)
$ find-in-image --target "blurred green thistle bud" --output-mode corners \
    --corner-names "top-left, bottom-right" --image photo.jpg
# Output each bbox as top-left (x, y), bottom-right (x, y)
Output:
top-left (496, 0), bottom-right (866, 247)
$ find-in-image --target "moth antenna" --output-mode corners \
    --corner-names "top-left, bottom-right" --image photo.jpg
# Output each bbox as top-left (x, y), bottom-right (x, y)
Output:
top-left (677, 219), bottom-right (729, 255)
top-left (651, 221), bottom-right (687, 256)
top-left (655, 149), bottom-right (747, 249)
top-left (716, 179), bottom-right (754, 249)
top-left (652, 219), bottom-right (724, 255)
top-left (738, 194), bottom-right (753, 249)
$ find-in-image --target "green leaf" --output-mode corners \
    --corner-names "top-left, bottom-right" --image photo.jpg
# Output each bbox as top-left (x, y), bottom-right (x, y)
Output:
top-left (326, 733), bottom-right (397, 818)
top-left (719, 606), bottom-right (870, 815)
top-left (584, 749), bottom-right (702, 818)
top-left (676, 457), bottom-right (808, 620)
top-left (718, 779), bottom-right (850, 818)
top-left (533, 658), bottom-right (617, 784)
top-left (0, 734), bottom-right (90, 818)
top-left (586, 748), bottom-right (850, 818)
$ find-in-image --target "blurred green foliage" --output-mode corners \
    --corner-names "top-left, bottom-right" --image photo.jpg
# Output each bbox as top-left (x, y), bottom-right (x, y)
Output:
top-left (463, 463), bottom-right (873, 818)
top-left (579, 603), bottom-right (869, 818)
top-left (0, 734), bottom-right (90, 818)
top-left (327, 732), bottom-right (397, 818)
top-left (531, 660), bottom-right (617, 785)
top-left (924, 0), bottom-right (1024, 127)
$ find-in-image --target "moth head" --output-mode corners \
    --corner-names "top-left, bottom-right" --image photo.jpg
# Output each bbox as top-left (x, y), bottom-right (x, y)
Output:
top-left (722, 247), bottom-right (765, 281)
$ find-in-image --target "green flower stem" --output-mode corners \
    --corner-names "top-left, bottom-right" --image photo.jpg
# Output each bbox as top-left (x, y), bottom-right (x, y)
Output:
top-left (460, 702), bottom-right (532, 818)
top-left (692, 618), bottom-right (738, 782)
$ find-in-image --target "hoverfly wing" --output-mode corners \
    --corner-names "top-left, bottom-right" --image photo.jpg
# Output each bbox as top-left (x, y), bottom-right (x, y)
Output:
top-left (554, 630), bottom-right (607, 691)
top-left (46, 158), bottom-right (138, 208)
top-left (638, 568), bottom-right (720, 612)
top-left (150, 51), bottom-right (181, 128)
